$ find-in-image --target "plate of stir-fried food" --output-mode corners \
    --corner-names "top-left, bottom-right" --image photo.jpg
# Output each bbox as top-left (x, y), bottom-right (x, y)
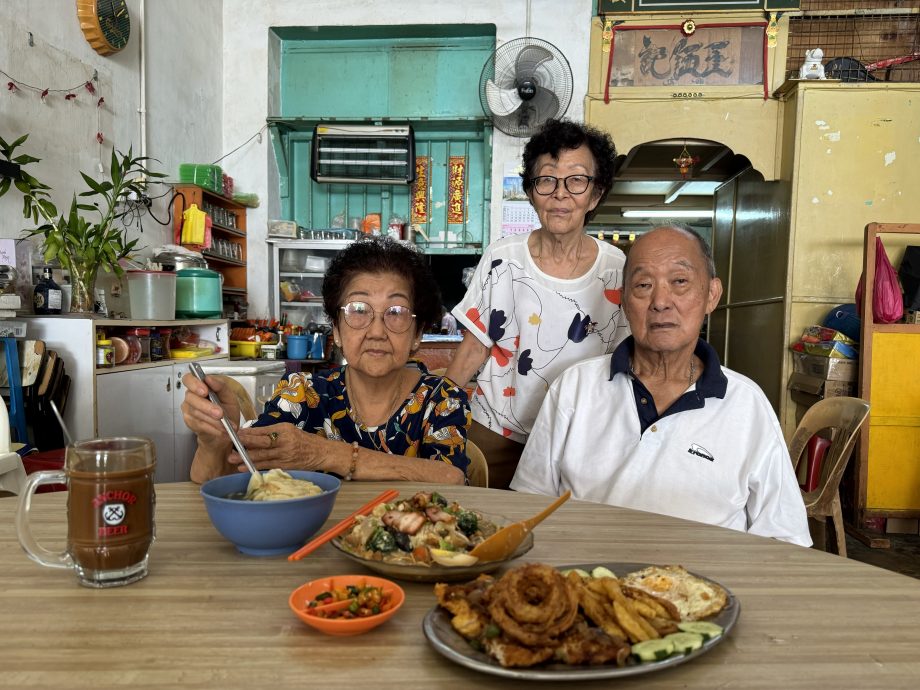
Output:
top-left (424, 561), bottom-right (739, 680)
top-left (331, 491), bottom-right (534, 583)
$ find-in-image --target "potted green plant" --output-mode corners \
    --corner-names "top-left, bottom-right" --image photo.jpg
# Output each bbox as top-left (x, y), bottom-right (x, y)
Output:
top-left (0, 134), bottom-right (165, 313)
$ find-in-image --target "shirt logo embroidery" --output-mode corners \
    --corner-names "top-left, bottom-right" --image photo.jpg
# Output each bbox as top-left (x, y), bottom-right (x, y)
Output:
top-left (687, 443), bottom-right (714, 462)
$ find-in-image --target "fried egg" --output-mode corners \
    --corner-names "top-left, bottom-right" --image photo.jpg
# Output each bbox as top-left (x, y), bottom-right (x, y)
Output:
top-left (622, 565), bottom-right (728, 621)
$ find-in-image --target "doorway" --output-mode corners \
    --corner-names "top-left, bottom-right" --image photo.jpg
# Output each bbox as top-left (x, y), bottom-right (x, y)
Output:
top-left (589, 138), bottom-right (791, 413)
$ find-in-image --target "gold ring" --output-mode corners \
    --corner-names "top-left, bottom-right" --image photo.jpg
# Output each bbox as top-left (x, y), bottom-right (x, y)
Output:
top-left (268, 431), bottom-right (279, 447)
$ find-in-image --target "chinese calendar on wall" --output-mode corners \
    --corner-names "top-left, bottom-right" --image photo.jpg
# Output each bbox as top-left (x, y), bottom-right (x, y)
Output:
top-left (609, 26), bottom-right (765, 87)
top-left (411, 156), bottom-right (429, 224)
top-left (447, 156), bottom-right (466, 225)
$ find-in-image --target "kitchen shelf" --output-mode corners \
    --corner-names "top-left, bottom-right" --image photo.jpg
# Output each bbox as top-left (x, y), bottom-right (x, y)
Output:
top-left (211, 223), bottom-right (246, 238)
top-left (281, 300), bottom-right (324, 308)
top-left (280, 271), bottom-right (324, 279)
top-left (173, 183), bottom-right (249, 316)
top-left (202, 252), bottom-right (246, 267)
top-left (95, 352), bottom-right (227, 375)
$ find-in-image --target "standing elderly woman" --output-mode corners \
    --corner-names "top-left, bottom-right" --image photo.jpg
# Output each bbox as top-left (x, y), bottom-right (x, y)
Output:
top-left (183, 236), bottom-right (471, 485)
top-left (446, 118), bottom-right (630, 489)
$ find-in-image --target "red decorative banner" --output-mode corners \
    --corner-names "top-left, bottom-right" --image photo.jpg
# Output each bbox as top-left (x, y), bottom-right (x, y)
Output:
top-left (411, 156), bottom-right (429, 224)
top-left (447, 156), bottom-right (466, 225)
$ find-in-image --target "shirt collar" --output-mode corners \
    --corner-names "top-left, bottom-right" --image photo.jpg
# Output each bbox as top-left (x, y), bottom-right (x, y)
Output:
top-left (608, 336), bottom-right (728, 400)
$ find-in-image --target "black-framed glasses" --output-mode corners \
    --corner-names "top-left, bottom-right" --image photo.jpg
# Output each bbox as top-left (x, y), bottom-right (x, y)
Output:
top-left (530, 174), bottom-right (595, 196)
top-left (340, 301), bottom-right (417, 333)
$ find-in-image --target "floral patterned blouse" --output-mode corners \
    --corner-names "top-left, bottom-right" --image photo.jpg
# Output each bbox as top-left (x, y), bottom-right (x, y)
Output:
top-left (251, 361), bottom-right (471, 474)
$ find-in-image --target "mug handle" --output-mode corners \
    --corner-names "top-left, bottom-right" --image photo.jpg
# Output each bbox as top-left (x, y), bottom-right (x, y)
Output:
top-left (15, 470), bottom-right (73, 569)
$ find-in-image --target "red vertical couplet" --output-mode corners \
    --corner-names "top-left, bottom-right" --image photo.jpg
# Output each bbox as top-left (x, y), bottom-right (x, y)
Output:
top-left (411, 157), bottom-right (430, 224)
top-left (447, 156), bottom-right (466, 225)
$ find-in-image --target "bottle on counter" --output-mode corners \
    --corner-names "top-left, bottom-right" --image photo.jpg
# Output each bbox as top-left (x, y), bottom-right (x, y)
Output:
top-left (96, 338), bottom-right (115, 368)
top-left (33, 267), bottom-right (63, 315)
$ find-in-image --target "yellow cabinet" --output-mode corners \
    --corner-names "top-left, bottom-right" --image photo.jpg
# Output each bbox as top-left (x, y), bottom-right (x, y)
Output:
top-left (857, 224), bottom-right (920, 520)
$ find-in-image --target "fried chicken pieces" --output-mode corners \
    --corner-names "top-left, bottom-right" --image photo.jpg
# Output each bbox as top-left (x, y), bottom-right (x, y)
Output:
top-left (434, 563), bottom-right (679, 668)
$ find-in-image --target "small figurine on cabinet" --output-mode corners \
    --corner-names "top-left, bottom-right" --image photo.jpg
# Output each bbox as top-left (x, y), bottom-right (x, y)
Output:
top-left (798, 48), bottom-right (826, 80)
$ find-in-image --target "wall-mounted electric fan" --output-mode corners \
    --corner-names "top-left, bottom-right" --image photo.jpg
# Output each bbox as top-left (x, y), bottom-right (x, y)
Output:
top-left (479, 37), bottom-right (573, 137)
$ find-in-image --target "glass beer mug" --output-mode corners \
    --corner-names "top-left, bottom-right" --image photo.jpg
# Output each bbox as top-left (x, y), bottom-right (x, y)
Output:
top-left (16, 437), bottom-right (156, 588)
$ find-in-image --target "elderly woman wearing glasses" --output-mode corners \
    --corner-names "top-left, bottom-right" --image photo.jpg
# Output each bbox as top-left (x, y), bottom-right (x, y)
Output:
top-left (183, 236), bottom-right (471, 485)
top-left (446, 118), bottom-right (629, 490)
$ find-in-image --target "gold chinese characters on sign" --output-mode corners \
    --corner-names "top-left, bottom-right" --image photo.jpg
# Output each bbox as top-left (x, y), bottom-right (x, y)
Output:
top-left (609, 26), bottom-right (764, 88)
top-left (447, 156), bottom-right (466, 225)
top-left (411, 157), bottom-right (430, 224)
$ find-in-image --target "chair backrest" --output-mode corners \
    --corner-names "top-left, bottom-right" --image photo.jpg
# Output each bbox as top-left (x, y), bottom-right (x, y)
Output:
top-left (787, 396), bottom-right (870, 512)
top-left (215, 375), bottom-right (258, 422)
top-left (466, 439), bottom-right (489, 488)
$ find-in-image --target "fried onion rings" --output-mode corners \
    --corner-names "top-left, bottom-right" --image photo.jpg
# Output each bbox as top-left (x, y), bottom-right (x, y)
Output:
top-left (487, 563), bottom-right (578, 647)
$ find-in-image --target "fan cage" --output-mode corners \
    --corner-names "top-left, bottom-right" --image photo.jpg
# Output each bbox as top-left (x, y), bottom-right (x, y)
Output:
top-left (479, 37), bottom-right (574, 137)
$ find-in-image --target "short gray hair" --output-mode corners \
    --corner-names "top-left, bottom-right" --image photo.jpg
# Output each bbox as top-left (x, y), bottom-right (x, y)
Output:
top-left (623, 223), bottom-right (717, 281)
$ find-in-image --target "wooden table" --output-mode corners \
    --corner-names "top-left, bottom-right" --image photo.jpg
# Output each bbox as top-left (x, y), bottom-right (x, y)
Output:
top-left (2, 482), bottom-right (919, 689)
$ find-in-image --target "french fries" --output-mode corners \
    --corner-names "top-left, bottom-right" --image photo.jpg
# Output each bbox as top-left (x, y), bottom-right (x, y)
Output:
top-left (570, 573), bottom-right (680, 644)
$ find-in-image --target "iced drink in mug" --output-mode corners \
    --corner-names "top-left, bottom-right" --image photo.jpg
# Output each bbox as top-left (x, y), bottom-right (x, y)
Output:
top-left (16, 437), bottom-right (156, 588)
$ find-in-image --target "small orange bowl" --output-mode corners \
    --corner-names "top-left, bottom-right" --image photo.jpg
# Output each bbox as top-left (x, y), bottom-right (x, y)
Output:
top-left (288, 575), bottom-right (405, 636)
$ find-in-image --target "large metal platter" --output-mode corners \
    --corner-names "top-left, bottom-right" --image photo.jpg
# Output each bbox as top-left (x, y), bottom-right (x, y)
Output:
top-left (423, 561), bottom-right (740, 681)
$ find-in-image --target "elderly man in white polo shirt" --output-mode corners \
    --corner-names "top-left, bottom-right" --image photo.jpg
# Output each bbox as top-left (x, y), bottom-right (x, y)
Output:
top-left (511, 224), bottom-right (811, 546)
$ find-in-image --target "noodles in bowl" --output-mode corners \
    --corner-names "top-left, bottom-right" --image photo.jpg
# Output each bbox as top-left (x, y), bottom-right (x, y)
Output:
top-left (244, 469), bottom-right (323, 501)
top-left (200, 470), bottom-right (340, 556)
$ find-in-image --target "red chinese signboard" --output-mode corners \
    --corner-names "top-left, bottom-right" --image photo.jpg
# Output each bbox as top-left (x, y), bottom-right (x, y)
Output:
top-left (411, 157), bottom-right (429, 224)
top-left (447, 156), bottom-right (466, 225)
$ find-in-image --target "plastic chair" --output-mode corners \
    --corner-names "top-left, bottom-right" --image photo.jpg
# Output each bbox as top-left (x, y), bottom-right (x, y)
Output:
top-left (466, 439), bottom-right (489, 488)
top-left (787, 396), bottom-right (870, 557)
top-left (0, 399), bottom-right (26, 496)
top-left (214, 375), bottom-right (258, 422)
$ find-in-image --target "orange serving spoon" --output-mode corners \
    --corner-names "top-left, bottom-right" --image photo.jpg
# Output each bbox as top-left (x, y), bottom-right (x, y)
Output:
top-left (469, 490), bottom-right (572, 563)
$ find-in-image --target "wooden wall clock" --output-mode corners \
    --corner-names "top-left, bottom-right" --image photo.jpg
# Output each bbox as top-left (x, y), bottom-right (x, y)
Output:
top-left (76, 0), bottom-right (131, 56)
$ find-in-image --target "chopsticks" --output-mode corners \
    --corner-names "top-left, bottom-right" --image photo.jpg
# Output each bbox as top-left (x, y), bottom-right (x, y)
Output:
top-left (288, 488), bottom-right (399, 561)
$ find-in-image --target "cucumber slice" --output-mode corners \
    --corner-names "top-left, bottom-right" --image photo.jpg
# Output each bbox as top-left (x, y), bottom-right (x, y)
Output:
top-left (590, 565), bottom-right (617, 579)
top-left (631, 638), bottom-right (675, 662)
top-left (677, 621), bottom-right (724, 641)
top-left (664, 631), bottom-right (704, 654)
top-left (560, 568), bottom-right (591, 579)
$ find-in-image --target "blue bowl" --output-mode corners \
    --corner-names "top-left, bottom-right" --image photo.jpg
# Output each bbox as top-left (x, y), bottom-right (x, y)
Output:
top-left (200, 471), bottom-right (341, 556)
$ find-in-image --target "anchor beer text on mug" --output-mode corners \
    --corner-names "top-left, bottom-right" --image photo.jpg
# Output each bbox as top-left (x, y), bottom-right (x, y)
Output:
top-left (93, 489), bottom-right (138, 537)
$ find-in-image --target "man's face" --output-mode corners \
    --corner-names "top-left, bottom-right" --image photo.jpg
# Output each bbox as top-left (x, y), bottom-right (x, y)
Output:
top-left (623, 228), bottom-right (722, 356)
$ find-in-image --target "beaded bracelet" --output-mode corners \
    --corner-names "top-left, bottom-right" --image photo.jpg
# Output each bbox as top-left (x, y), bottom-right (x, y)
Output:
top-left (344, 441), bottom-right (359, 481)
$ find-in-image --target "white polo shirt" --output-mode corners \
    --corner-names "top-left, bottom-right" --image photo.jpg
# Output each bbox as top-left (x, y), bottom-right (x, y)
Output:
top-left (512, 340), bottom-right (812, 546)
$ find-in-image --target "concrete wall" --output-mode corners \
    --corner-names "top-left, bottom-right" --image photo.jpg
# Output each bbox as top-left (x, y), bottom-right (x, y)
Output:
top-left (0, 0), bottom-right (222, 303)
top-left (1, 0), bottom-right (606, 317)
top-left (222, 0), bottom-right (595, 317)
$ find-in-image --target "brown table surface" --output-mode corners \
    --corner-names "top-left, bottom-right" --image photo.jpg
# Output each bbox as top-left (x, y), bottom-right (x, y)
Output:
top-left (2, 482), bottom-right (919, 689)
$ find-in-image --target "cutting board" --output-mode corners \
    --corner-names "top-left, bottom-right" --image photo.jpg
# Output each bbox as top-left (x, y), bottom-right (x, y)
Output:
top-left (0, 339), bottom-right (46, 388)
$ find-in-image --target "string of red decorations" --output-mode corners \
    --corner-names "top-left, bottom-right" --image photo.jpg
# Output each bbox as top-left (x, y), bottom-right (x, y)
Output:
top-left (2, 67), bottom-right (107, 144)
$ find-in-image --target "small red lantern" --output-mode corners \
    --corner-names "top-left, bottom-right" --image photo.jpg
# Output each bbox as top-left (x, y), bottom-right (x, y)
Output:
top-left (673, 143), bottom-right (700, 179)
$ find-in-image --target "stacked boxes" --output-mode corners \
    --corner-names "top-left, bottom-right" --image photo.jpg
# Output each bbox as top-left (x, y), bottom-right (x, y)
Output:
top-left (178, 164), bottom-right (224, 195)
top-left (789, 353), bottom-right (859, 417)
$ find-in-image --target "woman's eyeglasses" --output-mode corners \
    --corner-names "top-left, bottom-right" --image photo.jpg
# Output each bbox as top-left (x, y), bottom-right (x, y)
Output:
top-left (340, 301), bottom-right (416, 333)
top-left (530, 174), bottom-right (595, 196)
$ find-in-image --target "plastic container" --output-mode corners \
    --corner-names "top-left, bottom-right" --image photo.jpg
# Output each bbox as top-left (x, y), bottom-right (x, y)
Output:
top-left (127, 270), bottom-right (177, 320)
top-left (229, 340), bottom-right (262, 358)
top-left (126, 328), bottom-right (151, 363)
top-left (285, 334), bottom-right (310, 360)
top-left (175, 268), bottom-right (222, 319)
top-left (96, 339), bottom-right (114, 368)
